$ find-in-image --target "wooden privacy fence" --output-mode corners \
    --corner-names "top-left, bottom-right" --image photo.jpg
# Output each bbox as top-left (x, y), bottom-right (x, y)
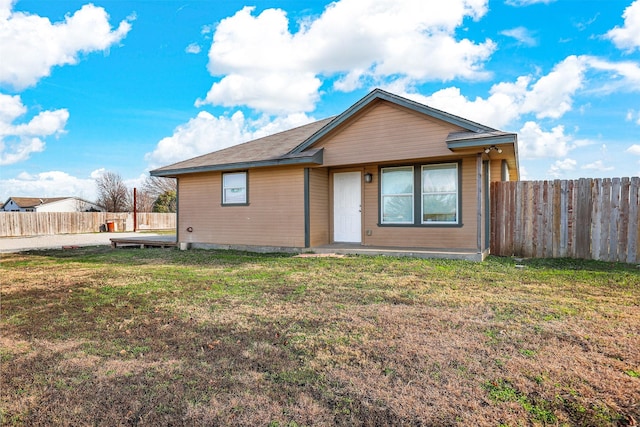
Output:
top-left (491, 177), bottom-right (640, 263)
top-left (0, 212), bottom-right (176, 237)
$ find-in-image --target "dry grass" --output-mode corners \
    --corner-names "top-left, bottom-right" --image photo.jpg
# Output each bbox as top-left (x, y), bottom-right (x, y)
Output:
top-left (1, 247), bottom-right (638, 426)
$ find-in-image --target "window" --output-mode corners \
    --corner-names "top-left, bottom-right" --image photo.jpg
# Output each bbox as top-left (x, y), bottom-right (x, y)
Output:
top-left (422, 163), bottom-right (458, 223)
top-left (222, 172), bottom-right (247, 205)
top-left (381, 167), bottom-right (414, 224)
top-left (380, 163), bottom-right (459, 226)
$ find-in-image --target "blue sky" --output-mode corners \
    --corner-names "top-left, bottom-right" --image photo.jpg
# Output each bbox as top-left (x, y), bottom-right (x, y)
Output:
top-left (1, 0), bottom-right (639, 202)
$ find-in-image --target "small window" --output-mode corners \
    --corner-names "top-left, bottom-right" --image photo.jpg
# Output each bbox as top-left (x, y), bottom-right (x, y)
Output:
top-left (381, 166), bottom-right (414, 224)
top-left (222, 172), bottom-right (247, 205)
top-left (422, 163), bottom-right (458, 223)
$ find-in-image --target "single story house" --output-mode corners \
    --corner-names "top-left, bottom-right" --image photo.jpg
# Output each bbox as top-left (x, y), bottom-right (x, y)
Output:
top-left (151, 89), bottom-right (519, 260)
top-left (1, 197), bottom-right (104, 212)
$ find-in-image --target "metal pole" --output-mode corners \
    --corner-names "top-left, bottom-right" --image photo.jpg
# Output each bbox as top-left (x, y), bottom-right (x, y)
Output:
top-left (133, 187), bottom-right (137, 232)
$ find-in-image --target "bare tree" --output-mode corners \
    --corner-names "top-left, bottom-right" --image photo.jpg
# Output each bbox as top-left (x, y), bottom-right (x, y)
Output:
top-left (95, 171), bottom-right (130, 212)
top-left (142, 176), bottom-right (176, 198)
top-left (141, 176), bottom-right (177, 213)
top-left (133, 188), bottom-right (156, 213)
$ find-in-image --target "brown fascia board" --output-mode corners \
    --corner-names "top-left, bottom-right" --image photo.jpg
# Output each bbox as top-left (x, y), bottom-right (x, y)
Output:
top-left (150, 148), bottom-right (324, 178)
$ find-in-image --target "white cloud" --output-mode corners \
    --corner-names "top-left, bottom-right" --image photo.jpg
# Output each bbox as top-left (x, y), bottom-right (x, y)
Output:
top-left (185, 43), bottom-right (201, 54)
top-left (0, 170), bottom-right (100, 201)
top-left (505, 0), bottom-right (556, 6)
top-left (521, 55), bottom-right (586, 119)
top-left (627, 110), bottom-right (640, 125)
top-left (199, 0), bottom-right (495, 113)
top-left (145, 110), bottom-right (315, 169)
top-left (500, 26), bottom-right (537, 46)
top-left (90, 168), bottom-right (107, 180)
top-left (249, 113), bottom-right (319, 139)
top-left (0, 168), bottom-right (155, 202)
top-left (201, 24), bottom-right (214, 36)
top-left (397, 54), bottom-right (640, 133)
top-left (0, 93), bottom-right (68, 165)
top-left (398, 56), bottom-right (586, 129)
top-left (517, 121), bottom-right (591, 159)
top-left (145, 111), bottom-right (251, 169)
top-left (575, 13), bottom-right (599, 31)
top-left (401, 84), bottom-right (524, 129)
top-left (547, 158), bottom-right (577, 178)
top-left (581, 160), bottom-right (614, 172)
top-left (0, 2), bottom-right (132, 90)
top-left (606, 0), bottom-right (640, 53)
top-left (196, 72), bottom-right (322, 114)
top-left (627, 144), bottom-right (640, 155)
top-left (584, 56), bottom-right (640, 92)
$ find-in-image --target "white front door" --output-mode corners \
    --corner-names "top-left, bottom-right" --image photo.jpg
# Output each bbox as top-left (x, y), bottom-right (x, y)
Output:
top-left (333, 172), bottom-right (362, 243)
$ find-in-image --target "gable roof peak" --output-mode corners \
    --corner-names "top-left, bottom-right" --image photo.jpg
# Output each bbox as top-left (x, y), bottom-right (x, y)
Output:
top-left (289, 88), bottom-right (498, 154)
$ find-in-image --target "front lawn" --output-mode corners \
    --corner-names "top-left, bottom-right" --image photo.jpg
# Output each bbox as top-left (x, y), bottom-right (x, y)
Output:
top-left (1, 248), bottom-right (638, 426)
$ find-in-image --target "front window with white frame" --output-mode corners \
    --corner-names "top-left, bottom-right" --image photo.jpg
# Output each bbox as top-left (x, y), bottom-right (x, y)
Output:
top-left (222, 172), bottom-right (247, 205)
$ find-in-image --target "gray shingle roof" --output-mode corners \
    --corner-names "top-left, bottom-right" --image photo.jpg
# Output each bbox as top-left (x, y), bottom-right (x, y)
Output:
top-left (151, 117), bottom-right (334, 177)
top-left (150, 88), bottom-right (519, 178)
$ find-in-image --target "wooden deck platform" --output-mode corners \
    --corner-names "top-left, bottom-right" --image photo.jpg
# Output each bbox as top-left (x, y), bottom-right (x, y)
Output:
top-left (110, 235), bottom-right (177, 249)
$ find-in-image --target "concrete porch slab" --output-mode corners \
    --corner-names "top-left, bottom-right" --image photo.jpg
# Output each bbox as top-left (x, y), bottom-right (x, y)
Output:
top-left (310, 243), bottom-right (487, 261)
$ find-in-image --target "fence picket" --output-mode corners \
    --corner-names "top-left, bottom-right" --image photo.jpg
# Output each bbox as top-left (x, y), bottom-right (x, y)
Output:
top-left (619, 178), bottom-right (630, 263)
top-left (609, 178), bottom-right (621, 262)
top-left (629, 178), bottom-right (640, 263)
top-left (600, 180), bottom-right (611, 260)
top-left (559, 180), bottom-right (568, 257)
top-left (568, 180), bottom-right (576, 258)
top-left (591, 179), bottom-right (602, 260)
top-left (524, 182), bottom-right (534, 257)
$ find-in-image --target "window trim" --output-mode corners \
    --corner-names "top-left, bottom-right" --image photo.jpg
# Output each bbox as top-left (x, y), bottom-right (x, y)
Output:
top-left (380, 166), bottom-right (415, 225)
top-left (221, 171), bottom-right (249, 206)
top-left (421, 163), bottom-right (459, 225)
top-left (378, 161), bottom-right (462, 228)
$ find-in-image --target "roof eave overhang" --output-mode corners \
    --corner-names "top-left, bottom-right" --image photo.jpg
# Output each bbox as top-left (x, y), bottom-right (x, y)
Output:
top-left (150, 148), bottom-right (324, 178)
top-left (447, 133), bottom-right (520, 181)
top-left (446, 134), bottom-right (517, 150)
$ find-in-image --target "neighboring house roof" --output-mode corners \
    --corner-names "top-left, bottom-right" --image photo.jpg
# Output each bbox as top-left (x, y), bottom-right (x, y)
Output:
top-left (5, 197), bottom-right (69, 209)
top-left (1, 196), bottom-right (103, 210)
top-left (151, 88), bottom-right (518, 178)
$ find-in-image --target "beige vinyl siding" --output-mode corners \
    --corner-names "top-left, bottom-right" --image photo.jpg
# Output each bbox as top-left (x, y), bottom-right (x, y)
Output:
top-left (308, 168), bottom-right (330, 246)
top-left (178, 167), bottom-right (306, 247)
top-left (316, 101), bottom-right (465, 167)
top-left (360, 157), bottom-right (478, 249)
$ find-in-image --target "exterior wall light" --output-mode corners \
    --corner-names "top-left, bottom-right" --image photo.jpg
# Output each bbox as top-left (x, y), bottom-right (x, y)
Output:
top-left (364, 172), bottom-right (373, 183)
top-left (484, 145), bottom-right (503, 154)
